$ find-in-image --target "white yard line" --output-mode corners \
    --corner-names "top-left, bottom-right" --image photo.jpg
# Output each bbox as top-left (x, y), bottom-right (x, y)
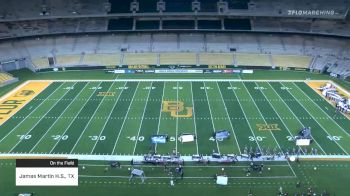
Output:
top-left (9, 82), bottom-right (77, 152)
top-left (216, 82), bottom-right (242, 154)
top-left (241, 82), bottom-right (297, 177)
top-left (255, 82), bottom-right (305, 156)
top-left (0, 83), bottom-right (64, 144)
top-left (48, 82), bottom-right (103, 154)
top-left (294, 83), bottom-right (350, 138)
top-left (228, 82), bottom-right (262, 153)
top-left (72, 82), bottom-right (125, 154)
top-left (175, 81), bottom-right (179, 153)
top-left (154, 82), bottom-right (166, 153)
top-left (132, 82), bottom-right (153, 155)
top-left (203, 82), bottom-right (220, 154)
top-left (0, 80), bottom-right (30, 102)
top-left (111, 82), bottom-right (141, 155)
top-left (29, 82), bottom-right (90, 153)
top-left (267, 82), bottom-right (326, 155)
top-left (281, 82), bottom-right (349, 155)
top-left (190, 82), bottom-right (199, 155)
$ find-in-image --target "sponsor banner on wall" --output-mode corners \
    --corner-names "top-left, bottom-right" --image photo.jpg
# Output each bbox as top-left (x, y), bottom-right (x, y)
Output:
top-left (155, 69), bottom-right (203, 74)
top-left (125, 69), bottom-right (135, 74)
top-left (113, 70), bottom-right (125, 74)
top-left (144, 70), bottom-right (155, 73)
top-left (242, 70), bottom-right (254, 74)
top-left (212, 70), bottom-right (223, 73)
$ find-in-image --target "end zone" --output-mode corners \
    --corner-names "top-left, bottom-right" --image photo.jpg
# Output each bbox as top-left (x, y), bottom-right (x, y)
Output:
top-left (0, 81), bottom-right (52, 125)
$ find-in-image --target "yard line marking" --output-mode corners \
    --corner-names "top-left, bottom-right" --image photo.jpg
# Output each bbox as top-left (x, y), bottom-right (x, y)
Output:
top-left (132, 82), bottom-right (153, 155)
top-left (228, 82), bottom-right (261, 153)
top-left (294, 83), bottom-right (350, 138)
top-left (88, 82), bottom-right (127, 154)
top-left (216, 82), bottom-right (242, 154)
top-left (242, 82), bottom-right (297, 177)
top-left (9, 82), bottom-right (77, 152)
top-left (255, 82), bottom-right (305, 155)
top-left (267, 82), bottom-right (326, 155)
top-left (29, 82), bottom-right (90, 153)
top-left (175, 82), bottom-right (179, 153)
top-left (0, 83), bottom-right (64, 144)
top-left (72, 82), bottom-right (125, 154)
top-left (48, 82), bottom-right (103, 154)
top-left (203, 82), bottom-right (220, 154)
top-left (281, 83), bottom-right (348, 155)
top-left (190, 82), bottom-right (199, 154)
top-left (111, 82), bottom-right (140, 155)
top-left (154, 82), bottom-right (166, 153)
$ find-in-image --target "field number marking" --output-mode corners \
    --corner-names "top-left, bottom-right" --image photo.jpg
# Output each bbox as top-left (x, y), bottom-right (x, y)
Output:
top-left (17, 135), bottom-right (31, 140)
top-left (249, 136), bottom-right (266, 142)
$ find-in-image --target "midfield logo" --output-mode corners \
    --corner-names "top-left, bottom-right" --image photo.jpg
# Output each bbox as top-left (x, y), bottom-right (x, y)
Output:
top-left (162, 101), bottom-right (193, 118)
top-left (256, 124), bottom-right (281, 131)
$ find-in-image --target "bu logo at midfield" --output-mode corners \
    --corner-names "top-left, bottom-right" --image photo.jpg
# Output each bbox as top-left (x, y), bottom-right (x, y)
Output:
top-left (162, 101), bottom-right (193, 118)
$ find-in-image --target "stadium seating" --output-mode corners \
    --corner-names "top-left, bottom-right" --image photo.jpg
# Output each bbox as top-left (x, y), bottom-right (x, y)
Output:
top-left (271, 55), bottom-right (311, 68)
top-left (160, 53), bottom-right (196, 65)
top-left (83, 54), bottom-right (120, 66)
top-left (235, 53), bottom-right (271, 67)
top-left (56, 55), bottom-right (81, 66)
top-left (0, 72), bottom-right (15, 85)
top-left (32, 57), bottom-right (50, 69)
top-left (123, 53), bottom-right (157, 65)
top-left (199, 53), bottom-right (233, 65)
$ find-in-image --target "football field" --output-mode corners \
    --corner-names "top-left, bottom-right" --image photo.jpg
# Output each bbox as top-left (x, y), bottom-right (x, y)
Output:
top-left (1, 79), bottom-right (350, 157)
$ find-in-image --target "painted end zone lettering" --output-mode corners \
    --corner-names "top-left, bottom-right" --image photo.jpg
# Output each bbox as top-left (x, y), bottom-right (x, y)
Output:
top-left (0, 81), bottom-right (52, 125)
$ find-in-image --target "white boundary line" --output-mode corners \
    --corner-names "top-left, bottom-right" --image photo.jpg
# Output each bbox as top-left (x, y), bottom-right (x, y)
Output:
top-left (256, 82), bottom-right (305, 155)
top-left (111, 82), bottom-right (141, 155)
top-left (9, 82), bottom-right (78, 152)
top-left (0, 81), bottom-right (51, 126)
top-left (280, 82), bottom-right (349, 155)
top-left (228, 82), bottom-right (262, 153)
top-left (29, 82), bottom-right (90, 153)
top-left (87, 82), bottom-right (127, 154)
top-left (19, 79), bottom-right (337, 83)
top-left (73, 81), bottom-right (125, 154)
top-left (175, 82), bottom-right (179, 153)
top-left (295, 83), bottom-right (350, 138)
top-left (190, 82), bottom-right (199, 155)
top-left (48, 82), bottom-right (103, 154)
top-left (266, 82), bottom-right (326, 155)
top-left (154, 82), bottom-right (166, 153)
top-left (241, 82), bottom-right (297, 177)
top-left (203, 82), bottom-right (221, 154)
top-left (216, 82), bottom-right (242, 154)
top-left (132, 82), bottom-right (153, 155)
top-left (0, 80), bottom-right (30, 102)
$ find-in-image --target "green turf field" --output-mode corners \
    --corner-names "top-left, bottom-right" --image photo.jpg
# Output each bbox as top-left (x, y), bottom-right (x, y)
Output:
top-left (1, 79), bottom-right (350, 156)
top-left (1, 159), bottom-right (349, 196)
top-left (1, 70), bottom-right (350, 196)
